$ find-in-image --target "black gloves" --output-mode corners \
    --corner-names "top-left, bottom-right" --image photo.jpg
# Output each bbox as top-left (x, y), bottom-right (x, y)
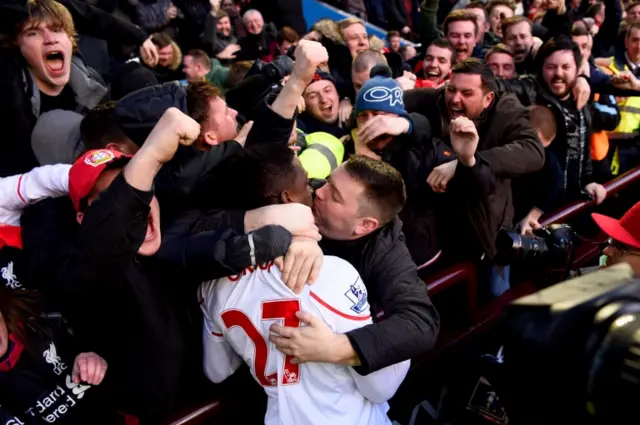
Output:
top-left (251, 225), bottom-right (292, 265)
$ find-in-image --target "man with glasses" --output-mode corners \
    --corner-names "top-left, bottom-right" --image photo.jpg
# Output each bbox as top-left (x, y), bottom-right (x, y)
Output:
top-left (592, 202), bottom-right (640, 275)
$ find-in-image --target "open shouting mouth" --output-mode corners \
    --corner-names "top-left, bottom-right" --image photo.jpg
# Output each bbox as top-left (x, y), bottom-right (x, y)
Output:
top-left (44, 50), bottom-right (66, 77)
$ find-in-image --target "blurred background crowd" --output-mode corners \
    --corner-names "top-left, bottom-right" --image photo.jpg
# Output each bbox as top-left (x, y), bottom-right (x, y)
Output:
top-left (0, 0), bottom-right (638, 423)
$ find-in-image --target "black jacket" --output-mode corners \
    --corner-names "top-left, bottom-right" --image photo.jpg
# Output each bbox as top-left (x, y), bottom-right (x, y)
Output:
top-left (320, 217), bottom-right (440, 374)
top-left (385, 113), bottom-right (496, 264)
top-left (0, 226), bottom-right (28, 291)
top-left (497, 76), bottom-right (620, 212)
top-left (237, 23), bottom-right (279, 61)
top-left (342, 113), bottom-right (460, 265)
top-left (385, 0), bottom-right (409, 31)
top-left (250, 0), bottom-right (307, 36)
top-left (592, 0), bottom-right (623, 58)
top-left (113, 81), bottom-right (296, 218)
top-left (0, 54), bottom-right (107, 176)
top-left (172, 0), bottom-right (210, 50)
top-left (0, 51), bottom-right (49, 177)
top-left (0, 314), bottom-right (116, 425)
top-left (20, 198), bottom-right (78, 296)
top-left (55, 175), bottom-right (182, 420)
top-left (55, 0), bottom-right (148, 47)
top-left (381, 113), bottom-right (444, 265)
top-left (385, 0), bottom-right (420, 31)
top-left (404, 87), bottom-right (545, 259)
top-left (58, 0), bottom-right (149, 72)
top-left (157, 219), bottom-right (292, 284)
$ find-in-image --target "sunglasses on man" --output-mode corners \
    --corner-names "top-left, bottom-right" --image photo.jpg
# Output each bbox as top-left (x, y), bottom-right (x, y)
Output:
top-left (602, 238), bottom-right (640, 256)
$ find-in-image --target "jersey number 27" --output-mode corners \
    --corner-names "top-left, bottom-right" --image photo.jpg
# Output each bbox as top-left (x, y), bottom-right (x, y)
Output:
top-left (221, 299), bottom-right (302, 387)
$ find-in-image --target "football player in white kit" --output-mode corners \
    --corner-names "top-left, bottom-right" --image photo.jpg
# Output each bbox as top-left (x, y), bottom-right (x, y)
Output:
top-left (199, 256), bottom-right (410, 425)
top-left (198, 144), bottom-right (410, 424)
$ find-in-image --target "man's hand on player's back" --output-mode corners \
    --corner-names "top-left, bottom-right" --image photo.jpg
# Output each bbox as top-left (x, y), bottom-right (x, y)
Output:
top-left (269, 311), bottom-right (360, 366)
top-left (269, 311), bottom-right (349, 364)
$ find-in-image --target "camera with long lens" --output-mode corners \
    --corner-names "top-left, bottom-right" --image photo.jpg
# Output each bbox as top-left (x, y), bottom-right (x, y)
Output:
top-left (461, 264), bottom-right (640, 425)
top-left (494, 224), bottom-right (576, 267)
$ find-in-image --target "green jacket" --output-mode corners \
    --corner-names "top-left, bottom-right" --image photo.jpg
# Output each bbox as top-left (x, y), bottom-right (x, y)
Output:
top-left (205, 58), bottom-right (229, 94)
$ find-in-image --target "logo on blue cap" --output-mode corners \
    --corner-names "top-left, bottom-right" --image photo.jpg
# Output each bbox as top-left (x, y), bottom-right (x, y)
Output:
top-left (355, 77), bottom-right (408, 117)
top-left (362, 86), bottom-right (404, 107)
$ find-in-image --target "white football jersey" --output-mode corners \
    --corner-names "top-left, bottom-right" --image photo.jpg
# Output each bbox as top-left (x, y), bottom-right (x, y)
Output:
top-left (199, 256), bottom-right (410, 425)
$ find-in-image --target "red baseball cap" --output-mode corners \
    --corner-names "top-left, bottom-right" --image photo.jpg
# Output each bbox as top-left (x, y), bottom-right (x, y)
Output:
top-left (592, 202), bottom-right (640, 249)
top-left (69, 149), bottom-right (131, 212)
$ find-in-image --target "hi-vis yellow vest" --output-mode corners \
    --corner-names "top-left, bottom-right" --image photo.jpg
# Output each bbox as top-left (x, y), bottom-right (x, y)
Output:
top-left (590, 93), bottom-right (609, 161)
top-left (298, 132), bottom-right (345, 179)
top-left (605, 58), bottom-right (640, 141)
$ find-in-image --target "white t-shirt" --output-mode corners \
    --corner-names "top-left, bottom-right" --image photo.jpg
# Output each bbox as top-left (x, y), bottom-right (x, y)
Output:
top-left (0, 164), bottom-right (70, 226)
top-left (199, 256), bottom-right (410, 425)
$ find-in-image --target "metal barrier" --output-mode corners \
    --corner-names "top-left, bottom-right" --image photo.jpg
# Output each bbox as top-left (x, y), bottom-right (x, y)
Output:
top-left (423, 166), bottom-right (640, 302)
top-left (541, 167), bottom-right (640, 225)
top-left (166, 401), bottom-right (221, 425)
top-left (424, 262), bottom-right (478, 319)
top-left (418, 166), bottom-right (640, 363)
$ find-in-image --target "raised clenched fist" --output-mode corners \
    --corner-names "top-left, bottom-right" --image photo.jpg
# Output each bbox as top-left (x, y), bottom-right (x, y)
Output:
top-left (142, 108), bottom-right (201, 165)
top-left (292, 40), bottom-right (330, 85)
top-left (449, 116), bottom-right (479, 167)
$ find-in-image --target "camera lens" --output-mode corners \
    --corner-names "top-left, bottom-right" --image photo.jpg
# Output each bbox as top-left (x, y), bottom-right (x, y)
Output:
top-left (495, 266), bottom-right (640, 425)
top-left (494, 229), bottom-right (549, 265)
top-left (587, 303), bottom-right (640, 424)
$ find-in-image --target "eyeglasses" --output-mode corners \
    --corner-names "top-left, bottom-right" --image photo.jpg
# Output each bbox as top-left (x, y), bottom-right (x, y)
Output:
top-left (605, 238), bottom-right (640, 256)
top-left (607, 238), bottom-right (627, 250)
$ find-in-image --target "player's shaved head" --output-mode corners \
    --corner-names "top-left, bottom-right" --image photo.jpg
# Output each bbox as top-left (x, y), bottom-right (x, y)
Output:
top-left (219, 145), bottom-right (313, 209)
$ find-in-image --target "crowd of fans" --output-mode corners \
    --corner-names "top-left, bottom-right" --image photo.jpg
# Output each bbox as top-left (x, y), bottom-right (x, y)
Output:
top-left (0, 0), bottom-right (638, 423)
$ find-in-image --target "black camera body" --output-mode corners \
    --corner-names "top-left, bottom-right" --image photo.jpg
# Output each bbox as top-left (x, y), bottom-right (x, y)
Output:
top-left (494, 224), bottom-right (576, 267)
top-left (473, 264), bottom-right (640, 425)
